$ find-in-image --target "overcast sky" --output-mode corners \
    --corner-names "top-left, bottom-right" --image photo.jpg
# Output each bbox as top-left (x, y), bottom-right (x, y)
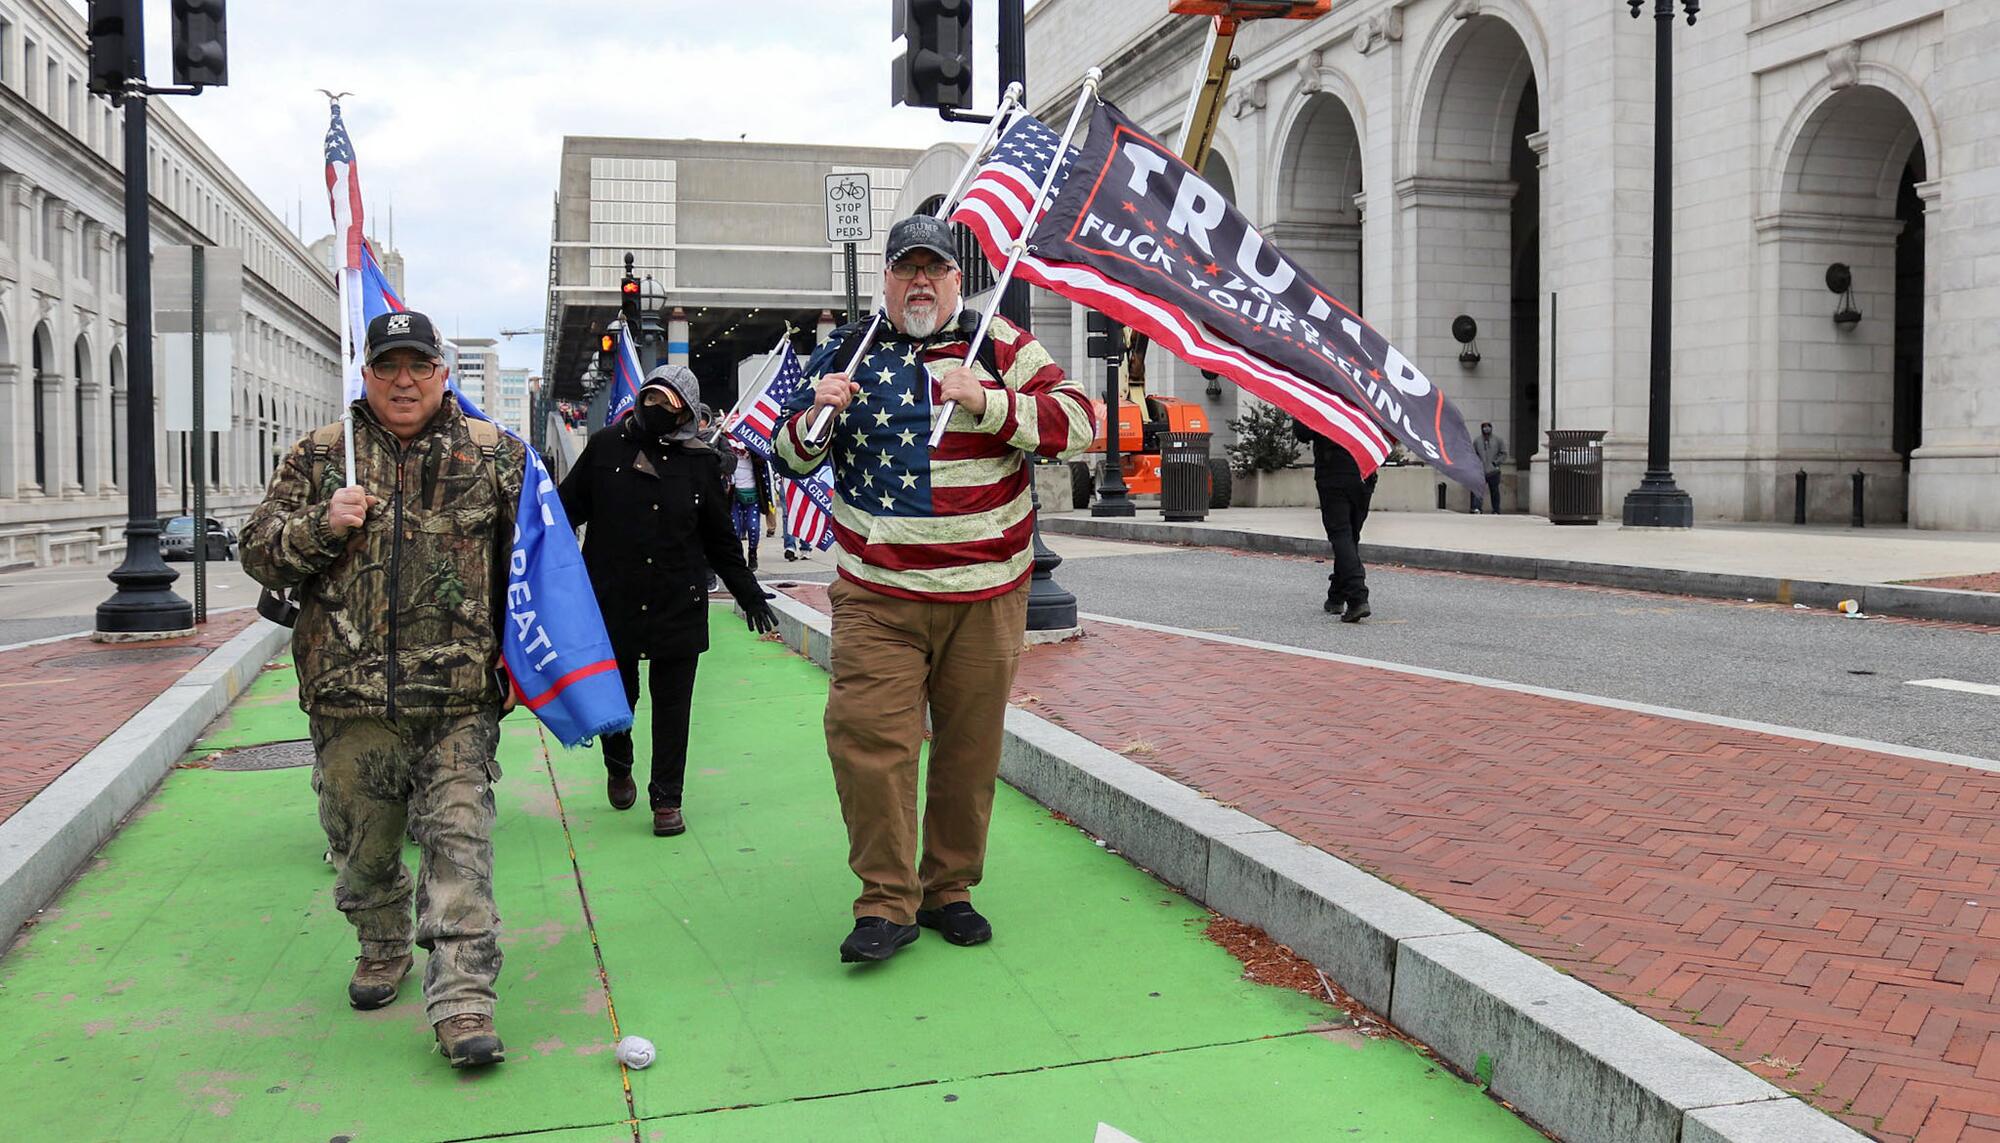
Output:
top-left (85, 1), bottom-right (1014, 370)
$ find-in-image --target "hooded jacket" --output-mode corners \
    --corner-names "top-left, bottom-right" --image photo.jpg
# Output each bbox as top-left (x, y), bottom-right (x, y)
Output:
top-left (557, 365), bottom-right (761, 656)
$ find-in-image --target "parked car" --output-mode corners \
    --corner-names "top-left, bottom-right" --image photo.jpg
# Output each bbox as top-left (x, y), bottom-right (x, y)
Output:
top-left (161, 515), bottom-right (235, 562)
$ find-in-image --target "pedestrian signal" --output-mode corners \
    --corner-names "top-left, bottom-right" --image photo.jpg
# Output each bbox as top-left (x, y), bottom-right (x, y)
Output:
top-left (169, 0), bottom-right (228, 88)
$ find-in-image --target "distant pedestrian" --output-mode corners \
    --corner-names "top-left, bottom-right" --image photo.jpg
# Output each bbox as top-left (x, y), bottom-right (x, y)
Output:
top-left (775, 214), bottom-right (1096, 964)
top-left (1472, 422), bottom-right (1506, 514)
top-left (559, 365), bottom-right (778, 838)
top-left (241, 309), bottom-right (516, 1069)
top-left (722, 437), bottom-right (777, 571)
top-left (1295, 417), bottom-right (1377, 623)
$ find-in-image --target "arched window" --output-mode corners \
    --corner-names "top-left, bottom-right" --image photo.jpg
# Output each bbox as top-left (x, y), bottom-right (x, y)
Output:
top-left (31, 330), bottom-right (46, 488)
top-left (109, 347), bottom-right (124, 486)
top-left (73, 338), bottom-right (87, 487)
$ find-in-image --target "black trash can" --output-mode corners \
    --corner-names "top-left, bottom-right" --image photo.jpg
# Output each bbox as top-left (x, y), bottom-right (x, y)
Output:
top-left (1159, 431), bottom-right (1212, 522)
top-left (1546, 430), bottom-right (1607, 525)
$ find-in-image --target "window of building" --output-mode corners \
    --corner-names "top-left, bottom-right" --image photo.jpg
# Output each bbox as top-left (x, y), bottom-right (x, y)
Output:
top-left (0, 16), bottom-right (13, 88)
top-left (67, 75), bottom-right (78, 133)
top-left (22, 36), bottom-right (34, 103)
top-left (31, 335), bottom-right (46, 488)
top-left (39, 198), bottom-right (57, 262)
top-left (44, 58), bottom-right (56, 117)
top-left (73, 343), bottom-right (85, 487)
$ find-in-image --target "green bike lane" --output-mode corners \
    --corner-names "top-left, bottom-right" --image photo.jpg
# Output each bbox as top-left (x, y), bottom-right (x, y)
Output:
top-left (0, 613), bottom-right (1542, 1142)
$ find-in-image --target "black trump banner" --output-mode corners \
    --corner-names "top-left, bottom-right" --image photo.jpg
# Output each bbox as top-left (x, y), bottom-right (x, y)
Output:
top-left (1036, 101), bottom-right (1485, 491)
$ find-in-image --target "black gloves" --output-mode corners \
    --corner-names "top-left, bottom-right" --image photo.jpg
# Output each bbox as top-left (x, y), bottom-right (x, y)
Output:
top-left (742, 597), bottom-right (779, 635)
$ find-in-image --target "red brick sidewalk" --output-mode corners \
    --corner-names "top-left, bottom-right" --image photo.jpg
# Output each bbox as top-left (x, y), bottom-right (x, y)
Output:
top-left (784, 583), bottom-right (1998, 1141)
top-left (0, 612), bottom-right (257, 826)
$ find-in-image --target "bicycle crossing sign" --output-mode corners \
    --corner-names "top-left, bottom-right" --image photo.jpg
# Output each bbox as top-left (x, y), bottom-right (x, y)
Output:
top-left (825, 172), bottom-right (872, 244)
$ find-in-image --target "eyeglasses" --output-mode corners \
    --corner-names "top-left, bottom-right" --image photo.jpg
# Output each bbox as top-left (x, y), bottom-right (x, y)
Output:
top-left (888, 260), bottom-right (958, 281)
top-left (369, 357), bottom-right (439, 381)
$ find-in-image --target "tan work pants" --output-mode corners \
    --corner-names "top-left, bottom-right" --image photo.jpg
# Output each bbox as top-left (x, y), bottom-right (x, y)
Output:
top-left (824, 577), bottom-right (1029, 925)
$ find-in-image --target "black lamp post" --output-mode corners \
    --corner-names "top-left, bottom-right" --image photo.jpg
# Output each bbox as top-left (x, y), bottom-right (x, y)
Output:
top-left (1620, 0), bottom-right (1698, 529)
top-left (1088, 311), bottom-right (1134, 516)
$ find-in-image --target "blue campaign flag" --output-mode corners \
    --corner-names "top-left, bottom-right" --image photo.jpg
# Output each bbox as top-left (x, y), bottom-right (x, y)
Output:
top-left (359, 240), bottom-right (404, 324)
top-left (455, 390), bottom-right (631, 747)
top-left (603, 327), bottom-right (644, 427)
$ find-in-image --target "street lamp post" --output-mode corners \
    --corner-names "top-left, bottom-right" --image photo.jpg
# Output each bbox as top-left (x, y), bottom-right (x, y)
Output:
top-left (638, 276), bottom-right (668, 367)
top-left (1620, 0), bottom-right (1698, 529)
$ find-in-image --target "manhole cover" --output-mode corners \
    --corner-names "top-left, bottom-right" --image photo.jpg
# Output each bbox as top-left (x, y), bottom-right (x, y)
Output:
top-left (42, 646), bottom-right (204, 670)
top-left (204, 740), bottom-right (316, 771)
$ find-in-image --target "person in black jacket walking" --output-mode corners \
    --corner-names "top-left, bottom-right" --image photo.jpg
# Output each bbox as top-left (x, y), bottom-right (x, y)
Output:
top-left (559, 365), bottom-right (778, 836)
top-left (1294, 418), bottom-right (1378, 623)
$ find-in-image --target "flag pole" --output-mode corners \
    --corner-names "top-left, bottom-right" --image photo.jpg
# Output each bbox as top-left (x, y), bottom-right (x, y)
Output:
top-left (709, 327), bottom-right (794, 446)
top-left (934, 82), bottom-right (1023, 218)
top-left (800, 309), bottom-right (888, 449)
top-left (930, 67), bottom-right (1102, 449)
top-left (797, 82), bottom-right (1024, 453)
top-left (338, 268), bottom-right (357, 480)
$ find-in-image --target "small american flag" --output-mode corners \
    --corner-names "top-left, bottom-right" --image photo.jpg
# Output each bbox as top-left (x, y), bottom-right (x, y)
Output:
top-left (729, 344), bottom-right (806, 459)
top-left (953, 112), bottom-right (1391, 473)
top-left (783, 467), bottom-right (837, 551)
top-left (323, 100), bottom-right (368, 403)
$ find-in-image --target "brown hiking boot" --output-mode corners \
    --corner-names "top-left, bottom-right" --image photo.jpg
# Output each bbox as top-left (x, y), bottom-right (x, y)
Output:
top-left (434, 1013), bottom-right (506, 1068)
top-left (653, 806), bottom-right (686, 836)
top-left (347, 953), bottom-right (412, 1011)
top-left (607, 770), bottom-right (637, 811)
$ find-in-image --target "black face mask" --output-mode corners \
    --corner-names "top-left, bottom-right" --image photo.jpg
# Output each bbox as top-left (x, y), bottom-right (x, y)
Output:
top-left (638, 399), bottom-right (690, 437)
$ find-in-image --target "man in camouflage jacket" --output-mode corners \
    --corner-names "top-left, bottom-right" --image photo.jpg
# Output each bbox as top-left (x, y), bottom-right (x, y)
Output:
top-left (242, 309), bottom-right (522, 1069)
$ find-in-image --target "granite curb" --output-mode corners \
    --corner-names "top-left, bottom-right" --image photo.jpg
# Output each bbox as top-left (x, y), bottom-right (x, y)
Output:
top-left (747, 590), bottom-right (1867, 1143)
top-left (1039, 515), bottom-right (2000, 626)
top-left (0, 619), bottom-right (289, 948)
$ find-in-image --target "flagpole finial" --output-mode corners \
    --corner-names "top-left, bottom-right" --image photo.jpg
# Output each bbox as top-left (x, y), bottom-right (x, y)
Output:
top-left (316, 88), bottom-right (354, 106)
top-left (1084, 67), bottom-right (1103, 88)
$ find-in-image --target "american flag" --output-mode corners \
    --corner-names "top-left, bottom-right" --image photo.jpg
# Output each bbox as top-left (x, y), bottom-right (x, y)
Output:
top-left (783, 468), bottom-right (837, 551)
top-left (323, 100), bottom-right (368, 403)
top-left (602, 325), bottom-right (644, 427)
top-left (951, 113), bottom-right (1391, 473)
top-left (728, 344), bottom-right (806, 459)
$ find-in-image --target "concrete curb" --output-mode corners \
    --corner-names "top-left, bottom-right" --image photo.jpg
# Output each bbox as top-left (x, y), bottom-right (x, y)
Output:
top-left (0, 618), bottom-right (289, 948)
top-left (749, 590), bottom-right (1866, 1143)
top-left (1040, 516), bottom-right (2000, 626)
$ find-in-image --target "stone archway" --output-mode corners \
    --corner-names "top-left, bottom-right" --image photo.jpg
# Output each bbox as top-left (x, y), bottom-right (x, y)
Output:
top-left (0, 311), bottom-right (14, 499)
top-left (1763, 84), bottom-right (1929, 523)
top-left (108, 345), bottom-right (125, 488)
top-left (73, 334), bottom-right (94, 491)
top-left (1271, 92), bottom-right (1364, 311)
top-left (31, 321), bottom-right (55, 492)
top-left (1404, 14), bottom-right (1542, 505)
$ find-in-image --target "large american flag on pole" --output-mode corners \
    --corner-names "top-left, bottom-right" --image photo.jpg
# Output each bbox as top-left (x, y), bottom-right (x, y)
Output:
top-left (324, 101), bottom-right (368, 404)
top-left (782, 468), bottom-right (837, 551)
top-left (727, 344), bottom-right (807, 460)
top-left (951, 113), bottom-right (1391, 474)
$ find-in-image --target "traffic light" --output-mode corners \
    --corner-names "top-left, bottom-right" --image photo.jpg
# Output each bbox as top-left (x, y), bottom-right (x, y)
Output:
top-left (86, 0), bottom-right (135, 96)
top-left (170, 0), bottom-right (227, 88)
top-left (1086, 310), bottom-right (1123, 360)
top-left (892, 0), bottom-right (972, 112)
top-left (597, 329), bottom-right (618, 377)
top-left (620, 274), bottom-right (643, 334)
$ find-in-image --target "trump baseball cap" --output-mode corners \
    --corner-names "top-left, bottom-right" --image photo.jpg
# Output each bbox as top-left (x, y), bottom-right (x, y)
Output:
top-left (884, 215), bottom-right (958, 266)
top-left (364, 310), bottom-right (443, 363)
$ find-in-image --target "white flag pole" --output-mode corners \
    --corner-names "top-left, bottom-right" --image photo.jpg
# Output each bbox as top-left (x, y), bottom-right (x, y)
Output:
top-left (934, 81), bottom-right (1023, 218)
top-left (708, 328), bottom-right (794, 446)
top-left (929, 67), bottom-right (1102, 449)
top-left (338, 267), bottom-right (357, 480)
top-left (800, 310), bottom-right (886, 449)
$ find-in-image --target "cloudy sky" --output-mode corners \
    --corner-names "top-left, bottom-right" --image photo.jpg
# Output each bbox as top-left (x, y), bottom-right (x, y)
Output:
top-left (86, 1), bottom-right (1014, 370)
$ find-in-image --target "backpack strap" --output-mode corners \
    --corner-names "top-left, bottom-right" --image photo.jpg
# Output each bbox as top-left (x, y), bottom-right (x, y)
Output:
top-left (465, 417), bottom-right (502, 453)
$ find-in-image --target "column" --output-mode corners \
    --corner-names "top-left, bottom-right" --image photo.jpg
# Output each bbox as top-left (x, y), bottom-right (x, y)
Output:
top-left (667, 307), bottom-right (689, 366)
top-left (0, 363), bottom-right (19, 499)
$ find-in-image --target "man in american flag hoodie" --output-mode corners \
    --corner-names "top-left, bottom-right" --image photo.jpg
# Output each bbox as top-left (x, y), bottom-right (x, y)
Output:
top-left (777, 215), bottom-right (1096, 964)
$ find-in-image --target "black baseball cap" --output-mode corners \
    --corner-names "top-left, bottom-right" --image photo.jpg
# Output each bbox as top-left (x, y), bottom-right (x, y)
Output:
top-left (364, 309), bottom-right (443, 363)
top-left (884, 215), bottom-right (958, 266)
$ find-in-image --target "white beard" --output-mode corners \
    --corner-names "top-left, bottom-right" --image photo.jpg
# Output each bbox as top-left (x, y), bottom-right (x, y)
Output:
top-left (900, 301), bottom-right (943, 339)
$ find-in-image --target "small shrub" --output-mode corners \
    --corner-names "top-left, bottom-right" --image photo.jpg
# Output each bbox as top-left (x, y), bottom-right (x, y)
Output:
top-left (1225, 402), bottom-right (1301, 475)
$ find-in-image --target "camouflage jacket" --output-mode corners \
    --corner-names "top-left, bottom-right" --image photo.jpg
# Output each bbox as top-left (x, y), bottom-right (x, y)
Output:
top-left (242, 399), bottom-right (524, 719)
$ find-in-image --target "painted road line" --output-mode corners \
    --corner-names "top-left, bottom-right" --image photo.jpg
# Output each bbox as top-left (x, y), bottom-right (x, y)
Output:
top-left (1907, 677), bottom-right (2000, 697)
top-left (1081, 612), bottom-right (2000, 777)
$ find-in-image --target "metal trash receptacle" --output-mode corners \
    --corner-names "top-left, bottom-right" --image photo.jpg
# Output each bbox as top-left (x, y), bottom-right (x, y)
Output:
top-left (1546, 430), bottom-right (1607, 525)
top-left (1159, 431), bottom-right (1211, 522)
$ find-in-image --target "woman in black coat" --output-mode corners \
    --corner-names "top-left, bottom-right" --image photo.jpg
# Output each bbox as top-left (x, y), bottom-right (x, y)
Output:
top-left (558, 365), bottom-right (777, 837)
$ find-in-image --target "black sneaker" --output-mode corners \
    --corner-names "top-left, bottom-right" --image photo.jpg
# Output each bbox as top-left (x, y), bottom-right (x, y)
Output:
top-left (1323, 595), bottom-right (1342, 615)
top-left (916, 902), bottom-right (992, 947)
top-left (1341, 599), bottom-right (1371, 624)
top-left (839, 916), bottom-right (920, 963)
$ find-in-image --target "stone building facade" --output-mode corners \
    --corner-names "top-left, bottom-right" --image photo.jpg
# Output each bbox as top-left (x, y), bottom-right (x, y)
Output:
top-left (995, 0), bottom-right (1997, 529)
top-left (0, 0), bottom-right (341, 568)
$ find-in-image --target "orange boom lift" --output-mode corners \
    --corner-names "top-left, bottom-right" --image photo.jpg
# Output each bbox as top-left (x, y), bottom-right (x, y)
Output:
top-left (1073, 0), bottom-right (1330, 510)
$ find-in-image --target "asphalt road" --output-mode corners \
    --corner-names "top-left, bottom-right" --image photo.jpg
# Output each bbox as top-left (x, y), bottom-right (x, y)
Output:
top-left (1029, 539), bottom-right (1999, 761)
top-left (0, 559), bottom-right (252, 647)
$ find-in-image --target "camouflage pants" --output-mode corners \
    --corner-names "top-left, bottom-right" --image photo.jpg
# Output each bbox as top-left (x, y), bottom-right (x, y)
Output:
top-left (308, 711), bottom-right (503, 1024)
